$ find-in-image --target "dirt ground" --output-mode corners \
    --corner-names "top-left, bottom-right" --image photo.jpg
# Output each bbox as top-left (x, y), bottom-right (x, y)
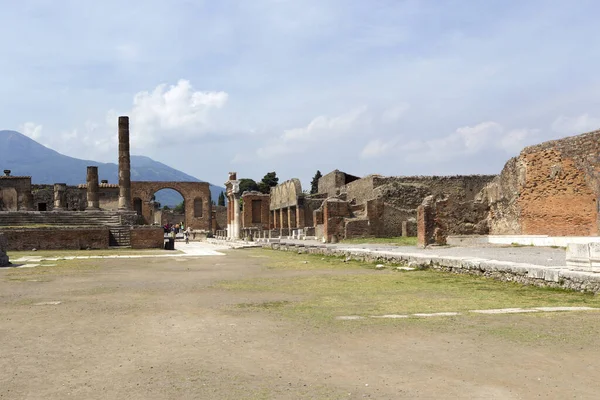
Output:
top-left (1, 250), bottom-right (600, 399)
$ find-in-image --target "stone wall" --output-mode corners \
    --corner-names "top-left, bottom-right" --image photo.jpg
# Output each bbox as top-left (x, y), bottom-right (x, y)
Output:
top-left (32, 184), bottom-right (87, 211)
top-left (1, 227), bottom-right (110, 250)
top-left (318, 170), bottom-right (360, 198)
top-left (0, 233), bottom-right (9, 266)
top-left (266, 242), bottom-right (600, 293)
top-left (130, 226), bottom-right (164, 249)
top-left (242, 192), bottom-right (270, 230)
top-left (0, 175), bottom-right (33, 211)
top-left (213, 205), bottom-right (227, 232)
top-left (417, 194), bottom-right (490, 247)
top-left (483, 130), bottom-right (600, 236)
top-left (130, 181), bottom-right (212, 231)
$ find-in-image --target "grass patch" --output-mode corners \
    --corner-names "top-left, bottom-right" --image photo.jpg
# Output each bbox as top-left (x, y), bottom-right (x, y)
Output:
top-left (3, 259), bottom-right (100, 281)
top-left (218, 250), bottom-right (600, 324)
top-left (7, 248), bottom-right (181, 259)
top-left (339, 236), bottom-right (417, 246)
top-left (246, 248), bottom-right (365, 271)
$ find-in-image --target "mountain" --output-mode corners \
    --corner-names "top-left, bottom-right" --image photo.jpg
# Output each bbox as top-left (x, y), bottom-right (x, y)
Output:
top-left (0, 130), bottom-right (225, 206)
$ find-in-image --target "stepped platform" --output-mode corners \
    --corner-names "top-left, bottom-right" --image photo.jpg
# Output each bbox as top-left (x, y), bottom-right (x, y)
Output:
top-left (0, 211), bottom-right (130, 227)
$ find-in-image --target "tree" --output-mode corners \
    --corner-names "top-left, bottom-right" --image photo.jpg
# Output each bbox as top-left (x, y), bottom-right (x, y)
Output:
top-left (173, 201), bottom-right (185, 214)
top-left (258, 171), bottom-right (279, 194)
top-left (310, 170), bottom-right (322, 194)
top-left (239, 178), bottom-right (259, 194)
top-left (218, 191), bottom-right (226, 206)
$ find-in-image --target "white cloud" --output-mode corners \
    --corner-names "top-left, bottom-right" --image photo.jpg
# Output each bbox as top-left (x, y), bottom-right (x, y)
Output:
top-left (19, 122), bottom-right (43, 140)
top-left (108, 79), bottom-right (229, 149)
top-left (551, 114), bottom-right (600, 135)
top-left (360, 121), bottom-right (538, 161)
top-left (360, 138), bottom-right (399, 159)
top-left (255, 106), bottom-right (369, 159)
top-left (381, 103), bottom-right (410, 124)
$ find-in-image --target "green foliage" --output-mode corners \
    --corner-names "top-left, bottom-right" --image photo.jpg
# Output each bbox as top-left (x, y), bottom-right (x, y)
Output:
top-left (239, 178), bottom-right (259, 194)
top-left (173, 201), bottom-right (185, 213)
top-left (218, 191), bottom-right (226, 206)
top-left (162, 205), bottom-right (170, 210)
top-left (310, 170), bottom-right (322, 194)
top-left (258, 171), bottom-right (278, 194)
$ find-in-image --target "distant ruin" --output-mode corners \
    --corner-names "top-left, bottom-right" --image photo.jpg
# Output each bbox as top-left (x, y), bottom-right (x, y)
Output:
top-left (0, 116), bottom-right (211, 251)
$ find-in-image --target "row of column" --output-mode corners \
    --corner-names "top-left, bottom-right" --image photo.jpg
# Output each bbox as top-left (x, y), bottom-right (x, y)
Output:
top-left (270, 206), bottom-right (299, 230)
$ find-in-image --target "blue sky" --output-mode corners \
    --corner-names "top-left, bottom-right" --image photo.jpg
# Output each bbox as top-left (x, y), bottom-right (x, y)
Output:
top-left (2, 0), bottom-right (600, 188)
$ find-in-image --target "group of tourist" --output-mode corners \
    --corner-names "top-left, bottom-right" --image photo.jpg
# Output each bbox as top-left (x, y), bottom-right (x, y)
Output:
top-left (163, 222), bottom-right (192, 244)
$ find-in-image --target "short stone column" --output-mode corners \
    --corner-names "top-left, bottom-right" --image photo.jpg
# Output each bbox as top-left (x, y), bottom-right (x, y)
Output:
top-left (86, 166), bottom-right (100, 210)
top-left (118, 116), bottom-right (132, 210)
top-left (53, 183), bottom-right (67, 210)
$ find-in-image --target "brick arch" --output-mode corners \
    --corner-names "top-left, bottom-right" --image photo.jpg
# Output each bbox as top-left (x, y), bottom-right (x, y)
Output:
top-left (130, 181), bottom-right (212, 231)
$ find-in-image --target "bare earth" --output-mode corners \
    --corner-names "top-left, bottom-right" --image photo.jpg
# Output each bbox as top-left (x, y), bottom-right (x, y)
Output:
top-left (1, 250), bottom-right (599, 399)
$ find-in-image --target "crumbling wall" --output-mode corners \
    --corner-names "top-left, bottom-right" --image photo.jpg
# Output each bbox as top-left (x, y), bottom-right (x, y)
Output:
top-left (483, 130), bottom-right (600, 236)
top-left (323, 199), bottom-right (352, 242)
top-left (32, 184), bottom-right (87, 211)
top-left (212, 205), bottom-right (227, 232)
top-left (0, 175), bottom-right (33, 210)
top-left (2, 227), bottom-right (110, 250)
top-left (317, 170), bottom-right (360, 198)
top-left (130, 226), bottom-right (164, 249)
top-left (417, 194), bottom-right (490, 247)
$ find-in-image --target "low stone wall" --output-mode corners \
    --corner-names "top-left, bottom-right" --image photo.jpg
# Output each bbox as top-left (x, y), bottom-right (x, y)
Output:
top-left (0, 233), bottom-right (9, 266)
top-left (130, 226), bottom-right (164, 249)
top-left (265, 242), bottom-right (600, 293)
top-left (1, 227), bottom-right (110, 250)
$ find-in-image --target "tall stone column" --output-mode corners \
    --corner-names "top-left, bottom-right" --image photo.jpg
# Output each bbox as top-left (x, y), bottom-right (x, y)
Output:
top-left (118, 116), bottom-right (132, 210)
top-left (53, 183), bottom-right (67, 210)
top-left (86, 166), bottom-right (100, 210)
top-left (232, 195), bottom-right (241, 239)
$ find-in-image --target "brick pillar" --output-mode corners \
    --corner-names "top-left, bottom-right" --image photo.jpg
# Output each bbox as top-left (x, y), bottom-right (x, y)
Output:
top-left (53, 183), bottom-right (67, 210)
top-left (118, 116), bottom-right (132, 210)
top-left (86, 167), bottom-right (100, 210)
top-left (417, 204), bottom-right (433, 248)
top-left (296, 205), bottom-right (305, 228)
top-left (402, 221), bottom-right (408, 237)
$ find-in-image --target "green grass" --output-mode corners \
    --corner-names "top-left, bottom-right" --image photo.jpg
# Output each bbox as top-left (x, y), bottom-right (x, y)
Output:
top-left (8, 248), bottom-right (181, 259)
top-left (219, 249), bottom-right (600, 324)
top-left (339, 236), bottom-right (417, 246)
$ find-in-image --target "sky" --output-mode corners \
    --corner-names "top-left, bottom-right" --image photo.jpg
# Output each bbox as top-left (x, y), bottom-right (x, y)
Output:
top-left (2, 0), bottom-right (600, 189)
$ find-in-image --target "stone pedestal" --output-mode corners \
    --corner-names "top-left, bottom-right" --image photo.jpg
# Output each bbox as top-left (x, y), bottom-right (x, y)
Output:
top-left (53, 183), bottom-right (67, 210)
top-left (86, 166), bottom-right (100, 210)
top-left (118, 116), bottom-right (132, 210)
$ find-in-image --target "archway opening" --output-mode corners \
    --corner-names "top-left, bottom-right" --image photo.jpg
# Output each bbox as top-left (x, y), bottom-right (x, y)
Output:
top-left (153, 188), bottom-right (186, 232)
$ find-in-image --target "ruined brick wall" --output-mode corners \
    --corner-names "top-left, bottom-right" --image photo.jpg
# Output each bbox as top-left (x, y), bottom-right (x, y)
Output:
top-left (212, 205), bottom-right (227, 232)
top-left (301, 198), bottom-right (325, 228)
top-left (323, 199), bottom-right (351, 242)
top-left (0, 176), bottom-right (33, 211)
top-left (32, 185), bottom-right (87, 211)
top-left (372, 175), bottom-right (496, 206)
top-left (242, 192), bottom-right (270, 230)
top-left (342, 175), bottom-right (378, 204)
top-left (1, 227), bottom-right (109, 250)
top-left (0, 233), bottom-right (8, 266)
top-left (130, 226), bottom-right (164, 249)
top-left (161, 210), bottom-right (185, 227)
top-left (130, 181), bottom-right (212, 231)
top-left (317, 170), bottom-right (360, 197)
top-left (417, 193), bottom-right (490, 247)
top-left (97, 185), bottom-right (120, 210)
top-left (483, 130), bottom-right (600, 236)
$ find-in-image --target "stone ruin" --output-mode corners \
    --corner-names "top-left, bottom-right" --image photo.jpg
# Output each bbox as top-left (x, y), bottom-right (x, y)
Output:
top-left (220, 128), bottom-right (600, 248)
top-left (419, 129), bottom-right (600, 247)
top-left (0, 116), bottom-right (211, 251)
